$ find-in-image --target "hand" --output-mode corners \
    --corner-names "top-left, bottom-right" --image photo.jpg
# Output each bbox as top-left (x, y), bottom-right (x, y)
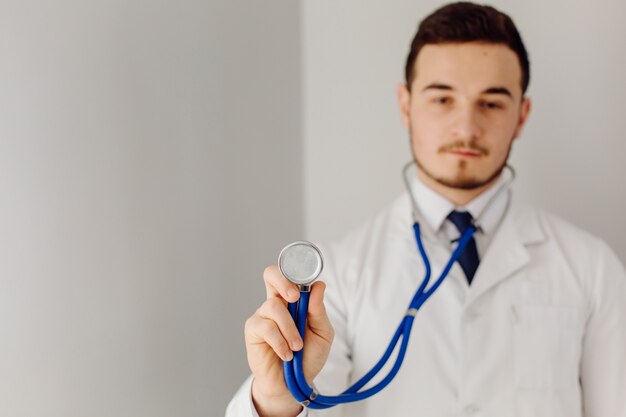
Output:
top-left (244, 265), bottom-right (334, 417)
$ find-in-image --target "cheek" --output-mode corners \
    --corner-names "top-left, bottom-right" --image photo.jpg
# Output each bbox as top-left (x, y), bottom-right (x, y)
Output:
top-left (484, 113), bottom-right (519, 153)
top-left (494, 109), bottom-right (521, 136)
top-left (409, 110), bottom-right (446, 149)
top-left (411, 125), bottom-right (440, 155)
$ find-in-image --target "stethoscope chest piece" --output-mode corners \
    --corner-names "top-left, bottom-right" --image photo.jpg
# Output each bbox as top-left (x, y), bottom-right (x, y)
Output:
top-left (278, 241), bottom-right (324, 290)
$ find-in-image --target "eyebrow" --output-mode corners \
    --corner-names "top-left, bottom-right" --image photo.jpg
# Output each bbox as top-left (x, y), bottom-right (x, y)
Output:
top-left (421, 83), bottom-right (513, 99)
top-left (421, 83), bottom-right (453, 92)
top-left (483, 87), bottom-right (513, 98)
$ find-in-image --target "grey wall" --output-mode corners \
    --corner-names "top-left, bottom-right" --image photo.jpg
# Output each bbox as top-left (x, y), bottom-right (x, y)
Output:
top-left (303, 0), bottom-right (626, 264)
top-left (0, 1), bottom-right (301, 416)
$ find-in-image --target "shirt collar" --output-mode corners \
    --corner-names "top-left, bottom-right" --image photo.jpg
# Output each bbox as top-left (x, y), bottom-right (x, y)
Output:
top-left (409, 167), bottom-right (510, 235)
top-left (411, 171), bottom-right (454, 233)
top-left (464, 173), bottom-right (510, 236)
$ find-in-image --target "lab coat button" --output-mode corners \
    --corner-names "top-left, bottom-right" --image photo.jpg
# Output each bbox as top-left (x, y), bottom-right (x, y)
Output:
top-left (464, 404), bottom-right (480, 415)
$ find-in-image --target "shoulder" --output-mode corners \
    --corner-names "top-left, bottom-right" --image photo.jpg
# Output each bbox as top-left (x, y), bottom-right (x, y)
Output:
top-left (513, 200), bottom-right (607, 254)
top-left (508, 198), bottom-right (625, 285)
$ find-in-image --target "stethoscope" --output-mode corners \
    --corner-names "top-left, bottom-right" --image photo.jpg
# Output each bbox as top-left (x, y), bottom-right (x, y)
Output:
top-left (278, 161), bottom-right (515, 409)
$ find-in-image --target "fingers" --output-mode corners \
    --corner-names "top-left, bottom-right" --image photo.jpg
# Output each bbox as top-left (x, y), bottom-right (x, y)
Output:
top-left (256, 297), bottom-right (303, 352)
top-left (246, 315), bottom-right (294, 361)
top-left (263, 265), bottom-right (300, 303)
top-left (307, 281), bottom-right (334, 343)
top-left (248, 267), bottom-right (331, 364)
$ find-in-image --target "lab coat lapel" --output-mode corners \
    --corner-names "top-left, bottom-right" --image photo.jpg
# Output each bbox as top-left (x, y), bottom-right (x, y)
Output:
top-left (465, 198), bottom-right (545, 307)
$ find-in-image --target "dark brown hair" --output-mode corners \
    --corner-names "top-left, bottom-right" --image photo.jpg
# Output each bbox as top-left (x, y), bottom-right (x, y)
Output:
top-left (405, 2), bottom-right (530, 94)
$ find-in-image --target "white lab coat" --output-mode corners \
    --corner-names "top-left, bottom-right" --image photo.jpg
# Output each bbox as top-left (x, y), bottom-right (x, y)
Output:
top-left (226, 192), bottom-right (626, 417)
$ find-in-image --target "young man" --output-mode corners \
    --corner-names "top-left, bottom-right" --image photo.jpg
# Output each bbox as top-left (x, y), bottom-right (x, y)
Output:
top-left (227, 3), bottom-right (626, 416)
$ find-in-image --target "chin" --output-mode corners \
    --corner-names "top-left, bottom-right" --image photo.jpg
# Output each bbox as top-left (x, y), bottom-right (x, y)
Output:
top-left (436, 167), bottom-right (503, 190)
top-left (417, 156), bottom-right (505, 190)
top-left (435, 176), bottom-right (485, 190)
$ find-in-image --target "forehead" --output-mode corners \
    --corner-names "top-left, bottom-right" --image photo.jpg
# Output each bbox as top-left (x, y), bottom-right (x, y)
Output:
top-left (413, 42), bottom-right (523, 97)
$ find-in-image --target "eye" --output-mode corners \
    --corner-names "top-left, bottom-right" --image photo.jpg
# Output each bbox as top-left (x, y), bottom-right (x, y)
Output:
top-left (480, 100), bottom-right (503, 110)
top-left (432, 96), bottom-right (452, 105)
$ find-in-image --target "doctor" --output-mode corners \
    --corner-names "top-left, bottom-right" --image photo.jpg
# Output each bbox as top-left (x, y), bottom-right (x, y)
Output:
top-left (227, 2), bottom-right (626, 416)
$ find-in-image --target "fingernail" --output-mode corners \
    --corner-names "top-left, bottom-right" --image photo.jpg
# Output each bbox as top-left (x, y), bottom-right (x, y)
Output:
top-left (287, 288), bottom-right (298, 300)
top-left (284, 350), bottom-right (293, 361)
top-left (291, 338), bottom-right (303, 351)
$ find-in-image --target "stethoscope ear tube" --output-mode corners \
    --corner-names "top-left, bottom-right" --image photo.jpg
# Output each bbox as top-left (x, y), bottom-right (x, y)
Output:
top-left (281, 224), bottom-right (477, 408)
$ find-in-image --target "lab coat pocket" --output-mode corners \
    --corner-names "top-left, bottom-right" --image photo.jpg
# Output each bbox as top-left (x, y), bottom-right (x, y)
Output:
top-left (512, 304), bottom-right (583, 390)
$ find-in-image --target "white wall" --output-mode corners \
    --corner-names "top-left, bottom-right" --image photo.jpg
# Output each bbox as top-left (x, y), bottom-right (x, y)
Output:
top-left (0, 1), bottom-right (301, 416)
top-left (303, 0), bottom-right (626, 264)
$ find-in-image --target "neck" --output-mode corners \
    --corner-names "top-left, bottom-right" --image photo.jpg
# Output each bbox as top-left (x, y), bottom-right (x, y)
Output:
top-left (416, 169), bottom-right (501, 206)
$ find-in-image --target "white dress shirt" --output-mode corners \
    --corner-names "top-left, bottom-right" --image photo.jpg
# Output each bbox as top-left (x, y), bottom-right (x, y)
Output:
top-left (410, 167), bottom-right (510, 260)
top-left (226, 172), bottom-right (626, 417)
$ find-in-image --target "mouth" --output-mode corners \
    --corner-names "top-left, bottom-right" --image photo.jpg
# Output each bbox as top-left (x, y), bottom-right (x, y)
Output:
top-left (446, 148), bottom-right (484, 158)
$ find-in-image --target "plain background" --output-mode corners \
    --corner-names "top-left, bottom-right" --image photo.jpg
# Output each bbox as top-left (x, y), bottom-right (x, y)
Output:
top-left (0, 1), bottom-right (624, 416)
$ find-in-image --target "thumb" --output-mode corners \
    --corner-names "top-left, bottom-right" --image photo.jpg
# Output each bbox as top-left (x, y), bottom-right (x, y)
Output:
top-left (306, 281), bottom-right (333, 342)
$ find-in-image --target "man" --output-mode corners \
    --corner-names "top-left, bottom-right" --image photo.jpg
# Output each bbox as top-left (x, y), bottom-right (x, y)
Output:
top-left (226, 2), bottom-right (626, 416)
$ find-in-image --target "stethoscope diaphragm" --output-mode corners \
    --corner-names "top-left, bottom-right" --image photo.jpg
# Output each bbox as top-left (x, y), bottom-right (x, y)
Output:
top-left (278, 241), bottom-right (323, 288)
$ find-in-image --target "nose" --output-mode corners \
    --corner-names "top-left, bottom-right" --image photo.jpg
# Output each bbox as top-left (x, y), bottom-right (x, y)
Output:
top-left (451, 104), bottom-right (482, 142)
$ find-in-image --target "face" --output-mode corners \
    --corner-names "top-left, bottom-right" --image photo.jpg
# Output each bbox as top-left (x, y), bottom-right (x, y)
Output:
top-left (397, 42), bottom-right (531, 191)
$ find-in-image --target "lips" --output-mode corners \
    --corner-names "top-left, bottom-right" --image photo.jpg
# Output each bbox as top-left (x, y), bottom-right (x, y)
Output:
top-left (438, 141), bottom-right (488, 157)
top-left (447, 149), bottom-right (483, 157)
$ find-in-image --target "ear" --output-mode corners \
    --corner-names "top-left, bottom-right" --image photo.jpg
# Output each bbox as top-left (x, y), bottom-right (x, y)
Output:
top-left (396, 83), bottom-right (411, 129)
top-left (512, 96), bottom-right (532, 140)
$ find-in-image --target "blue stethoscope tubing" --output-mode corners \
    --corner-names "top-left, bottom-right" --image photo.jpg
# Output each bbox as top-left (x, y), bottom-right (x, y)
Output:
top-left (282, 222), bottom-right (477, 408)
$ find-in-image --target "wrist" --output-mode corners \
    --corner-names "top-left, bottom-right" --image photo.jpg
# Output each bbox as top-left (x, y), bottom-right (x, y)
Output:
top-left (251, 378), bottom-right (302, 417)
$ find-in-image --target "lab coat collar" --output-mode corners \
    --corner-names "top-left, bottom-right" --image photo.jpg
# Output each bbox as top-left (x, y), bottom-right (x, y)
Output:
top-left (465, 195), bottom-right (547, 307)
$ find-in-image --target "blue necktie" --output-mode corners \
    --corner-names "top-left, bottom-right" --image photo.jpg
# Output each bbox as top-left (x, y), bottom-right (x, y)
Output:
top-left (447, 210), bottom-right (480, 284)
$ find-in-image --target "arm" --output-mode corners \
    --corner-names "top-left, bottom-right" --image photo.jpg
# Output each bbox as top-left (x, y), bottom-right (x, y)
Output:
top-left (580, 242), bottom-right (626, 417)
